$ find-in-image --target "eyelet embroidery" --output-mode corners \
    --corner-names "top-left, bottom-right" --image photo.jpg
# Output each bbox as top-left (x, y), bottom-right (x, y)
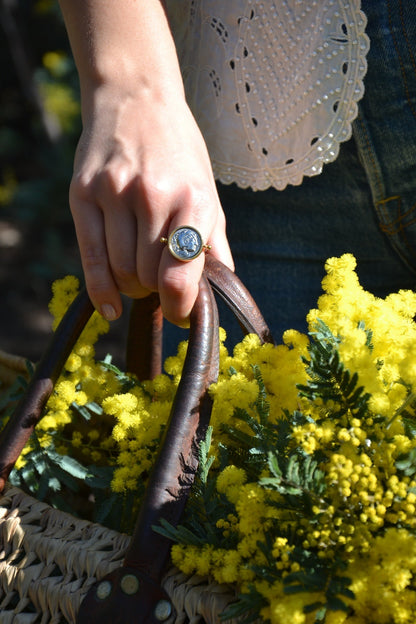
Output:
top-left (165, 0), bottom-right (369, 191)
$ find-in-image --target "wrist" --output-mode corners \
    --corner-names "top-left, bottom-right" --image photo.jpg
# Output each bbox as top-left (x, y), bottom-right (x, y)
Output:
top-left (78, 65), bottom-right (186, 122)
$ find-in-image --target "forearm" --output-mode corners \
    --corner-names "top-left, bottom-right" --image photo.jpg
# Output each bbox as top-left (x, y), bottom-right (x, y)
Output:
top-left (58, 0), bottom-right (185, 109)
top-left (58, 0), bottom-right (233, 326)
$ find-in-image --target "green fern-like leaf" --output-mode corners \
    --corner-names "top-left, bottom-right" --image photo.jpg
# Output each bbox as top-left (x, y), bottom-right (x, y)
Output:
top-left (298, 320), bottom-right (371, 421)
top-left (221, 585), bottom-right (267, 624)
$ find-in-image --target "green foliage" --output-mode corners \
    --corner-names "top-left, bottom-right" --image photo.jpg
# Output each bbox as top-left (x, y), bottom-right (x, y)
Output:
top-left (0, 359), bottom-right (140, 531)
top-left (2, 309), bottom-right (408, 623)
top-left (261, 448), bottom-right (326, 506)
top-left (221, 586), bottom-right (267, 624)
top-left (153, 335), bottom-right (375, 622)
top-left (298, 320), bottom-right (371, 421)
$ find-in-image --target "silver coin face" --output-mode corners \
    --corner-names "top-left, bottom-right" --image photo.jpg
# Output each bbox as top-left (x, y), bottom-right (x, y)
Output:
top-left (168, 226), bottom-right (203, 261)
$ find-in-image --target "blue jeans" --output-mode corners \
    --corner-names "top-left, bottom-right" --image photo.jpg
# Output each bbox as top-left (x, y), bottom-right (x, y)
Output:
top-left (215, 0), bottom-right (416, 346)
top-left (165, 0), bottom-right (416, 354)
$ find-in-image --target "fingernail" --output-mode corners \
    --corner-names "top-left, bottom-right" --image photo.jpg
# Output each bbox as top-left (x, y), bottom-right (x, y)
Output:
top-left (101, 304), bottom-right (117, 321)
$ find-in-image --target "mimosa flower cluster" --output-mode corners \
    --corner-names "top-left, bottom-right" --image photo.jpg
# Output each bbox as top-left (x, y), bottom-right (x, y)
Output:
top-left (7, 254), bottom-right (416, 624)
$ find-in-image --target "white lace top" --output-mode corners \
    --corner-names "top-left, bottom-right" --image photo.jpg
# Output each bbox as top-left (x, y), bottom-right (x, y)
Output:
top-left (165, 0), bottom-right (369, 191)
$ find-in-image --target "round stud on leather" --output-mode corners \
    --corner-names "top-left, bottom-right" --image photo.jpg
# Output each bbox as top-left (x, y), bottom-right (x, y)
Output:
top-left (154, 599), bottom-right (173, 621)
top-left (120, 574), bottom-right (140, 596)
top-left (96, 581), bottom-right (112, 601)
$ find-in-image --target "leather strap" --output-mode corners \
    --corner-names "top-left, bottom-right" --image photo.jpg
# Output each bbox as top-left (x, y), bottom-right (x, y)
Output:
top-left (0, 258), bottom-right (273, 623)
top-left (0, 290), bottom-right (94, 491)
top-left (123, 257), bottom-right (274, 383)
top-left (204, 255), bottom-right (274, 344)
top-left (126, 293), bottom-right (163, 380)
top-left (77, 275), bottom-right (219, 623)
top-left (76, 261), bottom-right (274, 622)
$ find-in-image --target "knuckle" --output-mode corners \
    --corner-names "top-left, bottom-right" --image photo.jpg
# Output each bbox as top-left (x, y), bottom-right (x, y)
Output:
top-left (138, 174), bottom-right (214, 218)
top-left (69, 175), bottom-right (92, 207)
top-left (71, 161), bottom-right (133, 205)
top-left (177, 186), bottom-right (212, 216)
top-left (112, 261), bottom-right (137, 284)
top-left (136, 177), bottom-right (170, 217)
top-left (182, 184), bottom-right (211, 208)
top-left (161, 269), bottom-right (195, 301)
top-left (97, 163), bottom-right (128, 196)
top-left (82, 247), bottom-right (107, 271)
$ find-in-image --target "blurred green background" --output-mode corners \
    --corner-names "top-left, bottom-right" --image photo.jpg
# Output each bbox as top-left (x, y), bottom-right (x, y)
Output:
top-left (0, 0), bottom-right (127, 362)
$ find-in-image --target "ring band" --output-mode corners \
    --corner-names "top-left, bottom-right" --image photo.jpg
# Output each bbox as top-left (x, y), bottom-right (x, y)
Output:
top-left (160, 226), bottom-right (211, 262)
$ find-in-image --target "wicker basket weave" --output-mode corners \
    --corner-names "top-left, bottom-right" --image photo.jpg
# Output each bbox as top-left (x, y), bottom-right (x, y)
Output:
top-left (0, 483), bottom-right (235, 624)
top-left (0, 336), bottom-right (237, 623)
top-left (0, 259), bottom-right (272, 623)
top-left (0, 347), bottom-right (236, 624)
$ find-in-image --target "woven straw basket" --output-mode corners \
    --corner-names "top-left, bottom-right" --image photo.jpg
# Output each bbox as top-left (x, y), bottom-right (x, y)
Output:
top-left (0, 258), bottom-right (272, 623)
top-left (0, 484), bottom-right (234, 624)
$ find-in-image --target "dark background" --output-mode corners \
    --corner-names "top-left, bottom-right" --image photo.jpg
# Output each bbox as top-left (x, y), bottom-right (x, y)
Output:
top-left (0, 0), bottom-right (128, 365)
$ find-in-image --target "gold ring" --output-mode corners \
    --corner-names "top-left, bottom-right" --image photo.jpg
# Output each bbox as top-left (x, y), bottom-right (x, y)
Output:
top-left (160, 226), bottom-right (211, 262)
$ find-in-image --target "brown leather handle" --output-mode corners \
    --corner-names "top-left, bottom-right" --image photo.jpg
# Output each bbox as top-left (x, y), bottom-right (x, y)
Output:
top-left (204, 255), bottom-right (274, 344)
top-left (0, 290), bottom-right (94, 491)
top-left (126, 293), bottom-right (163, 381)
top-left (124, 257), bottom-right (274, 382)
top-left (77, 260), bottom-right (274, 623)
top-left (124, 276), bottom-right (218, 577)
top-left (77, 275), bottom-right (219, 624)
top-left (0, 257), bottom-right (273, 623)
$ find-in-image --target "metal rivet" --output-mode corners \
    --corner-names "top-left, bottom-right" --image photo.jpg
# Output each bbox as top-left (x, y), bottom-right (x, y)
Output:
top-left (154, 599), bottom-right (173, 621)
top-left (96, 580), bottom-right (112, 600)
top-left (120, 573), bottom-right (140, 595)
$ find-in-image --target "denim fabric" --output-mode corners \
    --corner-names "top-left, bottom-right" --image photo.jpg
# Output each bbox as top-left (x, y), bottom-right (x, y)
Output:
top-left (165, 1), bottom-right (416, 354)
top-left (213, 0), bottom-right (416, 348)
top-left (354, 0), bottom-right (416, 274)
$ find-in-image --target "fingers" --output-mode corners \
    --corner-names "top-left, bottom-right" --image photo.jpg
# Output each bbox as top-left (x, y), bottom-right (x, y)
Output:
top-left (158, 251), bottom-right (205, 327)
top-left (154, 199), bottom-right (234, 327)
top-left (102, 201), bottom-right (151, 300)
top-left (71, 183), bottom-right (234, 327)
top-left (69, 114), bottom-right (234, 327)
top-left (70, 197), bottom-right (123, 321)
top-left (70, 164), bottom-right (154, 320)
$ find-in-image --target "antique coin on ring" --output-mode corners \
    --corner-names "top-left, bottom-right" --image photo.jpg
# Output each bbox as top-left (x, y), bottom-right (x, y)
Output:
top-left (160, 226), bottom-right (211, 262)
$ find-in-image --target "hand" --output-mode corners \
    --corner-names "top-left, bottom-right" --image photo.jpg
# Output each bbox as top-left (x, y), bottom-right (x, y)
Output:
top-left (69, 84), bottom-right (234, 326)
